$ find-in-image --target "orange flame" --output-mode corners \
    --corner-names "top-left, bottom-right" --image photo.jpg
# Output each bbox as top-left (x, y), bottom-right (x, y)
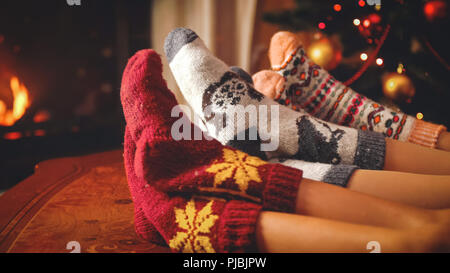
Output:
top-left (0, 76), bottom-right (30, 126)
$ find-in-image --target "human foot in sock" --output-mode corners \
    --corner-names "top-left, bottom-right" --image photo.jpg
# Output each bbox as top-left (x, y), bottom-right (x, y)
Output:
top-left (164, 27), bottom-right (385, 170)
top-left (125, 127), bottom-right (263, 253)
top-left (121, 51), bottom-right (351, 252)
top-left (260, 31), bottom-right (447, 149)
top-left (121, 49), bottom-right (314, 252)
top-left (121, 48), bottom-right (307, 212)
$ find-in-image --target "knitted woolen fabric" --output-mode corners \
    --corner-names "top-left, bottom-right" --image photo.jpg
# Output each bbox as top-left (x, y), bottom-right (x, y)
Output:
top-left (264, 31), bottom-right (447, 149)
top-left (121, 49), bottom-right (303, 252)
top-left (232, 66), bottom-right (359, 187)
top-left (164, 28), bottom-right (386, 170)
top-left (124, 127), bottom-right (261, 253)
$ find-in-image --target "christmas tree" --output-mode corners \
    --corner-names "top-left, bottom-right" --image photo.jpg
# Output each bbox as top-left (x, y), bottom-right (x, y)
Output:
top-left (263, 0), bottom-right (450, 127)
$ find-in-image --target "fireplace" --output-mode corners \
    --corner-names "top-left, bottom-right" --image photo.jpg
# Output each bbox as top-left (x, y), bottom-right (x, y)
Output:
top-left (0, 0), bottom-right (151, 191)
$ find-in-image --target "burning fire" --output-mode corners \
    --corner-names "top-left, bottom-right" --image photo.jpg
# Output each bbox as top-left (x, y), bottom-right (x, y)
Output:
top-left (0, 76), bottom-right (30, 126)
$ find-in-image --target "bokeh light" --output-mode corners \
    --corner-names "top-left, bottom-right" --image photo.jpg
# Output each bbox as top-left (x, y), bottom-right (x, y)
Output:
top-left (360, 53), bottom-right (368, 61)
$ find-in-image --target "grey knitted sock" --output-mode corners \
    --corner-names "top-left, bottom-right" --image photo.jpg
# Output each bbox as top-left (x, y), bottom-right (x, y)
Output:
top-left (230, 66), bottom-right (254, 85)
top-left (164, 27), bottom-right (386, 170)
top-left (269, 158), bottom-right (358, 187)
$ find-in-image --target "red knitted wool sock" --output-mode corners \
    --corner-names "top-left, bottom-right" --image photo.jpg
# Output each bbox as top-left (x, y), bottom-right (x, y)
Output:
top-left (124, 127), bottom-right (262, 253)
top-left (121, 49), bottom-right (305, 252)
top-left (121, 49), bottom-right (302, 212)
top-left (133, 205), bottom-right (165, 245)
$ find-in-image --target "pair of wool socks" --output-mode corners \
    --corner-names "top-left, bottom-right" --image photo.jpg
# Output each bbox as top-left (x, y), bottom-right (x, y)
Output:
top-left (252, 31), bottom-right (447, 149)
top-left (164, 28), bottom-right (386, 175)
top-left (121, 49), bottom-right (304, 252)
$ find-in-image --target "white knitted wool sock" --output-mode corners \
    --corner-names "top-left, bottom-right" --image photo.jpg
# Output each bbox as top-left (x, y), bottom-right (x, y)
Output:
top-left (269, 158), bottom-right (357, 187)
top-left (164, 28), bottom-right (386, 171)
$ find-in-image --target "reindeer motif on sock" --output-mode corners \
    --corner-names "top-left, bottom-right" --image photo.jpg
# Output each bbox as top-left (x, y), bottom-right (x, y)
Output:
top-left (295, 116), bottom-right (344, 165)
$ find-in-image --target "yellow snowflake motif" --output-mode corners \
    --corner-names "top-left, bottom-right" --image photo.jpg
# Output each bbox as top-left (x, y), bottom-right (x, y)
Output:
top-left (169, 199), bottom-right (219, 253)
top-left (206, 148), bottom-right (266, 193)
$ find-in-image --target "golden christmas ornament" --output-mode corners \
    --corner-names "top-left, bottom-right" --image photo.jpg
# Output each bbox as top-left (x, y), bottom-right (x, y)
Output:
top-left (296, 31), bottom-right (342, 71)
top-left (382, 73), bottom-right (415, 102)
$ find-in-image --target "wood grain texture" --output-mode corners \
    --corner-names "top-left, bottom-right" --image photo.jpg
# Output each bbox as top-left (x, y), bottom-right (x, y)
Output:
top-left (0, 150), bottom-right (170, 253)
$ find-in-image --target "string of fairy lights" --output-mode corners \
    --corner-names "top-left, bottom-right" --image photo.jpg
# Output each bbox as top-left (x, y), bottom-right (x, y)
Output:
top-left (310, 0), bottom-right (440, 121)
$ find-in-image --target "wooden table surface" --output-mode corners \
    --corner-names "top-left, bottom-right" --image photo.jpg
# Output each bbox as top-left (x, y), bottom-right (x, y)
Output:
top-left (0, 149), bottom-right (170, 253)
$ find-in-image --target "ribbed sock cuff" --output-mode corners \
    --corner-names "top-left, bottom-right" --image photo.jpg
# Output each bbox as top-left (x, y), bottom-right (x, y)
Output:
top-left (408, 119), bottom-right (447, 149)
top-left (262, 164), bottom-right (302, 213)
top-left (354, 130), bottom-right (386, 170)
top-left (217, 200), bottom-right (262, 253)
top-left (323, 165), bottom-right (358, 188)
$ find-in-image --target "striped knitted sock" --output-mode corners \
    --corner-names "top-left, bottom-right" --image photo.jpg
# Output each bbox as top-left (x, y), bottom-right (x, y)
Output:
top-left (263, 31), bottom-right (447, 149)
top-left (164, 27), bottom-right (385, 170)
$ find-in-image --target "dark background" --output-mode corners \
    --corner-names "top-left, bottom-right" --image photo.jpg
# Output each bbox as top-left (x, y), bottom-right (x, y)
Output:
top-left (264, 0), bottom-right (450, 129)
top-left (0, 0), bottom-right (151, 190)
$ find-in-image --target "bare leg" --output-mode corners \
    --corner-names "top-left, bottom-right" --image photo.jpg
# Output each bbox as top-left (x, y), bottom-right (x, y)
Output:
top-left (347, 170), bottom-right (450, 209)
top-left (438, 131), bottom-right (450, 152)
top-left (256, 211), bottom-right (445, 253)
top-left (384, 138), bottom-right (450, 175)
top-left (295, 178), bottom-right (445, 229)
